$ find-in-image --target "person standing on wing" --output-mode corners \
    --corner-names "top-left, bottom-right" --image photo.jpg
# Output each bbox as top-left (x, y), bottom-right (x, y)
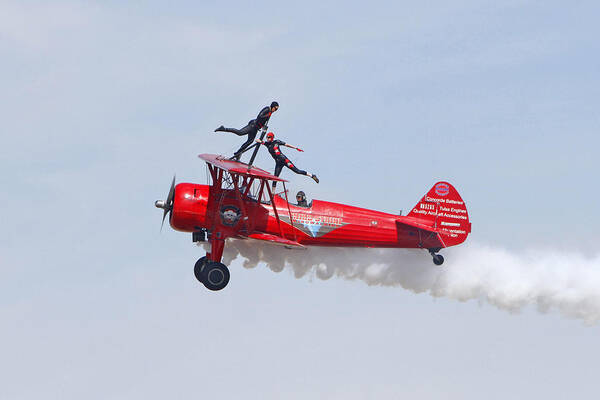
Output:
top-left (256, 132), bottom-right (319, 190)
top-left (215, 101), bottom-right (279, 160)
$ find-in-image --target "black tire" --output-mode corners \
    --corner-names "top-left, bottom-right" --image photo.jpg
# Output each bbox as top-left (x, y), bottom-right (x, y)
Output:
top-left (194, 256), bottom-right (208, 283)
top-left (202, 262), bottom-right (230, 291)
top-left (432, 254), bottom-right (444, 266)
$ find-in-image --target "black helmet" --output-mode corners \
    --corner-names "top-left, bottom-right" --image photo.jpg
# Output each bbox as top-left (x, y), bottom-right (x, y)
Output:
top-left (296, 191), bottom-right (305, 199)
top-left (271, 101), bottom-right (279, 108)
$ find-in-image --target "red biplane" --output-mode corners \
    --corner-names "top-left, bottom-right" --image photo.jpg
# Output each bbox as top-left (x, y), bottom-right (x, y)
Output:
top-left (155, 154), bottom-right (471, 291)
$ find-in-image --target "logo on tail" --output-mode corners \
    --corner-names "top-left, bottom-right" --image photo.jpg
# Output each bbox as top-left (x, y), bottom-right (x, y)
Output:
top-left (434, 183), bottom-right (450, 196)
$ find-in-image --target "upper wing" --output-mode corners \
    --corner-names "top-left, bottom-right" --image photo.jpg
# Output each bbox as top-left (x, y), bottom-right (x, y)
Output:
top-left (199, 154), bottom-right (287, 182)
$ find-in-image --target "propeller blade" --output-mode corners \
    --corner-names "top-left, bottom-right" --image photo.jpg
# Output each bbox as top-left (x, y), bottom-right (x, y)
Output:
top-left (161, 208), bottom-right (169, 231)
top-left (158, 175), bottom-right (176, 232)
top-left (166, 175), bottom-right (176, 208)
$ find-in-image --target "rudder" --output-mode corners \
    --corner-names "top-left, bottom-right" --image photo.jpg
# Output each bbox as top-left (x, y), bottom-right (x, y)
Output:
top-left (408, 181), bottom-right (471, 246)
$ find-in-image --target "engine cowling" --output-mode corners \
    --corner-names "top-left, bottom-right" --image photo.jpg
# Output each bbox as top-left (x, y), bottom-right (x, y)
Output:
top-left (170, 183), bottom-right (210, 232)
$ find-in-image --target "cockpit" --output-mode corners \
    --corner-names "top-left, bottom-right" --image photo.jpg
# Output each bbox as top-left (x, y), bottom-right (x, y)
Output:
top-left (296, 191), bottom-right (311, 208)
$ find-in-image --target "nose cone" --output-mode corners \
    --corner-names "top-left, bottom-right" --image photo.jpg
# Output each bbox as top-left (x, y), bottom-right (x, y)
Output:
top-left (155, 200), bottom-right (166, 209)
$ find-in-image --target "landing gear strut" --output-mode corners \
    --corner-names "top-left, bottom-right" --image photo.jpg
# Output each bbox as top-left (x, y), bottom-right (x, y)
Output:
top-left (428, 249), bottom-right (444, 266)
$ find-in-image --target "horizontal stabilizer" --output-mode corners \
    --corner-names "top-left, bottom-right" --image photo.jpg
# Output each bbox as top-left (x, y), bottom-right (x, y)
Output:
top-left (395, 220), bottom-right (446, 249)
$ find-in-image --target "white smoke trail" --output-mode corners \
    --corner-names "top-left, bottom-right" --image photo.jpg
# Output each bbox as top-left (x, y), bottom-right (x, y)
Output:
top-left (213, 240), bottom-right (600, 324)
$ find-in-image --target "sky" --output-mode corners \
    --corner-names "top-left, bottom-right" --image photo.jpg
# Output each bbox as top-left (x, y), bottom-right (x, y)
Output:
top-left (2, 1), bottom-right (600, 399)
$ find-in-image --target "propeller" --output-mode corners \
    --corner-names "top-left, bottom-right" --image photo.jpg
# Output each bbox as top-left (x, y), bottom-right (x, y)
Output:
top-left (155, 175), bottom-right (176, 231)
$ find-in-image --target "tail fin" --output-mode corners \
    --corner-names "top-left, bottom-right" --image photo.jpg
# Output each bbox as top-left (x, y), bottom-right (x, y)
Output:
top-left (408, 181), bottom-right (471, 246)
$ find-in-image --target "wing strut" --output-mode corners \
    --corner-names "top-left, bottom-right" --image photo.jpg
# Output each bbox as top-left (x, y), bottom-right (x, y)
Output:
top-left (264, 182), bottom-right (285, 238)
top-left (232, 175), bottom-right (250, 234)
top-left (282, 182), bottom-right (298, 242)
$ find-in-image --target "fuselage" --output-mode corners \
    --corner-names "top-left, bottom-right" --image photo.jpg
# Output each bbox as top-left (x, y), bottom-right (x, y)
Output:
top-left (169, 183), bottom-right (468, 249)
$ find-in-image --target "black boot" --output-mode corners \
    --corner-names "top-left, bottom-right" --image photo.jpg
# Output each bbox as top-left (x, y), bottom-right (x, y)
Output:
top-left (214, 125), bottom-right (226, 132)
top-left (311, 174), bottom-right (319, 184)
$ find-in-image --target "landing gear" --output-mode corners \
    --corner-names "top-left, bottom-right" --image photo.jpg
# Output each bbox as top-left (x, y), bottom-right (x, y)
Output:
top-left (194, 256), bottom-right (208, 283)
top-left (428, 249), bottom-right (444, 266)
top-left (202, 262), bottom-right (230, 291)
top-left (193, 256), bottom-right (230, 291)
top-left (193, 235), bottom-right (230, 291)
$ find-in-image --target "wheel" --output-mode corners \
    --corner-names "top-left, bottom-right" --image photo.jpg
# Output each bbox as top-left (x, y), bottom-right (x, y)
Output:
top-left (432, 254), bottom-right (444, 266)
top-left (194, 256), bottom-right (208, 283)
top-left (202, 262), bottom-right (230, 291)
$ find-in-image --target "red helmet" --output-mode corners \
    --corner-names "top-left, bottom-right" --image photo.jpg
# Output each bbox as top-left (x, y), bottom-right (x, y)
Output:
top-left (266, 132), bottom-right (275, 141)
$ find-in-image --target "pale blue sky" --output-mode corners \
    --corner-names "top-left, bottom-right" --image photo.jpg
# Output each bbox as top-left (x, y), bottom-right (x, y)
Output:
top-left (2, 1), bottom-right (600, 399)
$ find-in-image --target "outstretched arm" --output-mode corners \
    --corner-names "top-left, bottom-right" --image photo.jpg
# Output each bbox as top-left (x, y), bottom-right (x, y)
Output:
top-left (255, 139), bottom-right (265, 145)
top-left (285, 143), bottom-right (304, 152)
